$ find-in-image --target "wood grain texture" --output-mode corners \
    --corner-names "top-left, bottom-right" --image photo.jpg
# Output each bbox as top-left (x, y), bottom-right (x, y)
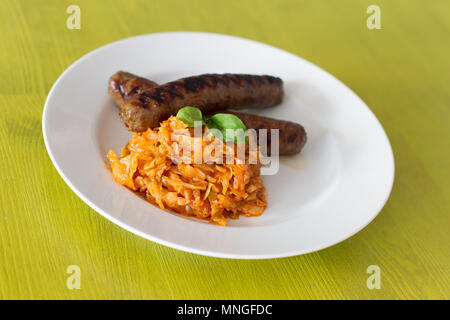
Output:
top-left (0, 0), bottom-right (449, 299)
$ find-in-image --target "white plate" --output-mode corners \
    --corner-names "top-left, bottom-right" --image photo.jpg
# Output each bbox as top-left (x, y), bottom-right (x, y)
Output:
top-left (43, 32), bottom-right (394, 259)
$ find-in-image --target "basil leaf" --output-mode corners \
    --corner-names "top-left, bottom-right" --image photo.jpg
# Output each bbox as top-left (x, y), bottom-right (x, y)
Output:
top-left (176, 106), bottom-right (203, 127)
top-left (206, 113), bottom-right (248, 143)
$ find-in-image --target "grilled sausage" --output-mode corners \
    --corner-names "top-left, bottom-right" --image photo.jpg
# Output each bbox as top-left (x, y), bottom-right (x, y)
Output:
top-left (108, 72), bottom-right (306, 155)
top-left (208, 111), bottom-right (307, 155)
top-left (120, 73), bottom-right (283, 131)
top-left (108, 71), bottom-right (158, 107)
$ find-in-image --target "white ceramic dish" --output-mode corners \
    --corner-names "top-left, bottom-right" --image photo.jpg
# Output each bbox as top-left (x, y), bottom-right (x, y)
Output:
top-left (43, 32), bottom-right (394, 259)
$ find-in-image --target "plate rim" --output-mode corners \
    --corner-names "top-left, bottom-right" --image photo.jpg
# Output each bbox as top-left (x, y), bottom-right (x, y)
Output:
top-left (42, 31), bottom-right (395, 259)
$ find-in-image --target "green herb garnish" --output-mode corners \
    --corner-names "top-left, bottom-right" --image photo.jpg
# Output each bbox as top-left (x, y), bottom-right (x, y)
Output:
top-left (176, 107), bottom-right (248, 143)
top-left (205, 113), bottom-right (248, 143)
top-left (176, 106), bottom-right (204, 127)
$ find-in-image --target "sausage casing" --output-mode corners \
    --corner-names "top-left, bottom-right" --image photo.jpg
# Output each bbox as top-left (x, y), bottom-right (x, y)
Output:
top-left (108, 72), bottom-right (305, 155)
top-left (120, 73), bottom-right (283, 131)
top-left (213, 111), bottom-right (307, 155)
top-left (108, 71), bottom-right (158, 107)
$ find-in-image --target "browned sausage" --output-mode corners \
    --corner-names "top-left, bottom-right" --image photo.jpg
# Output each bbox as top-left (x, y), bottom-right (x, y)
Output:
top-left (108, 71), bottom-right (158, 107)
top-left (120, 73), bottom-right (283, 131)
top-left (108, 72), bottom-right (306, 155)
top-left (222, 112), bottom-right (307, 155)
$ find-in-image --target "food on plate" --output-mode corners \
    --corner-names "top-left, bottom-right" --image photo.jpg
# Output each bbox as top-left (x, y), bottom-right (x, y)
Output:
top-left (119, 73), bottom-right (283, 131)
top-left (208, 111), bottom-right (307, 155)
top-left (108, 71), bottom-right (158, 107)
top-left (107, 113), bottom-right (267, 226)
top-left (106, 69), bottom-right (308, 225)
top-left (108, 72), bottom-right (307, 155)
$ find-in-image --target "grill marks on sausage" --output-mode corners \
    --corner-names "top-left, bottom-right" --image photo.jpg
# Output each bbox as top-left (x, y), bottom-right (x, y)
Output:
top-left (108, 71), bottom-right (159, 107)
top-left (139, 83), bottom-right (184, 105)
top-left (119, 72), bottom-right (284, 132)
top-left (183, 77), bottom-right (205, 93)
top-left (137, 74), bottom-right (281, 108)
top-left (108, 71), bottom-right (306, 155)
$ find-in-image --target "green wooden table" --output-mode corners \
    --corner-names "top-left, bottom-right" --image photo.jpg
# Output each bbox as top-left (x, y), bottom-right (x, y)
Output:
top-left (1, 0), bottom-right (449, 299)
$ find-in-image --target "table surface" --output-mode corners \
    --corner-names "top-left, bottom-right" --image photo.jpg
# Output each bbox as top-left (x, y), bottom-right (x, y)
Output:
top-left (0, 0), bottom-right (449, 300)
